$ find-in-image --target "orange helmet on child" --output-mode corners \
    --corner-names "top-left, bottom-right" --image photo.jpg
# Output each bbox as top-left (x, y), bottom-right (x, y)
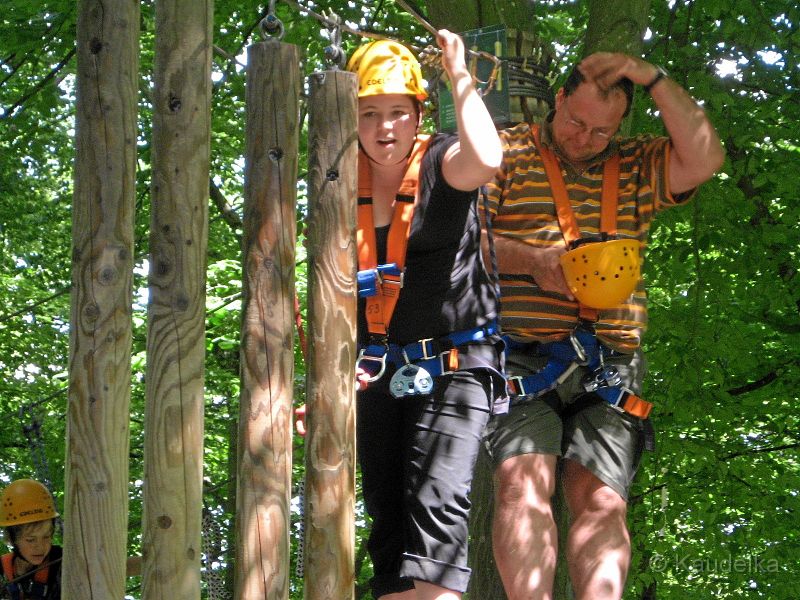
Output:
top-left (346, 39), bottom-right (428, 100)
top-left (0, 479), bottom-right (58, 527)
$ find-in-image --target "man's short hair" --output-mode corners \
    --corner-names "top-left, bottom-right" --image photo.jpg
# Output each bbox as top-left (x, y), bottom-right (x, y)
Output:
top-left (564, 65), bottom-right (634, 117)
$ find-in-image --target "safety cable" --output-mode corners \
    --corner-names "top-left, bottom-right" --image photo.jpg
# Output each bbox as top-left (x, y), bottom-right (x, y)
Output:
top-left (273, 0), bottom-right (502, 95)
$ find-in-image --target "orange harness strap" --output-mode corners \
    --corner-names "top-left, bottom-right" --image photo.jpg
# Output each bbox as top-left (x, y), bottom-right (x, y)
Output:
top-left (357, 135), bottom-right (431, 337)
top-left (530, 126), bottom-right (653, 420)
top-left (531, 124), bottom-right (620, 321)
top-left (2, 551), bottom-right (51, 598)
top-left (1, 553), bottom-right (13, 581)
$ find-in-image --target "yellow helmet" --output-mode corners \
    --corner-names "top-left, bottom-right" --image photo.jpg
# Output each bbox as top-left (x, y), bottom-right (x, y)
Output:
top-left (0, 479), bottom-right (58, 527)
top-left (346, 39), bottom-right (428, 100)
top-left (560, 239), bottom-right (642, 309)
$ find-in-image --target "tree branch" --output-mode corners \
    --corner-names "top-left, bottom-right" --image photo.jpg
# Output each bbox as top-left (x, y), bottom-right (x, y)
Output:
top-left (1, 47), bottom-right (76, 119)
top-left (0, 286), bottom-right (71, 324)
top-left (727, 371), bottom-right (778, 396)
top-left (209, 179), bottom-right (243, 233)
top-left (722, 441), bottom-right (800, 460)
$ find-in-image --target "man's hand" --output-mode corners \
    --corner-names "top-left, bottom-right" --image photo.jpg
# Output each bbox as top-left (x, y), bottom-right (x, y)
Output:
top-left (527, 244), bottom-right (575, 300)
top-left (577, 52), bottom-right (659, 91)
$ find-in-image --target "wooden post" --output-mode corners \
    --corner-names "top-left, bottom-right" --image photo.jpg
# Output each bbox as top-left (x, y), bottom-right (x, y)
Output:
top-left (64, 1), bottom-right (138, 598)
top-left (303, 69), bottom-right (359, 600)
top-left (234, 39), bottom-right (300, 600)
top-left (142, 1), bottom-right (212, 597)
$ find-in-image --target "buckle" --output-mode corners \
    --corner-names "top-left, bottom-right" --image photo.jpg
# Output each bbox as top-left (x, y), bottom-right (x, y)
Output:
top-left (379, 266), bottom-right (404, 288)
top-left (437, 348), bottom-right (459, 375)
top-left (401, 338), bottom-right (435, 364)
top-left (507, 375), bottom-right (527, 396)
top-left (356, 348), bottom-right (387, 383)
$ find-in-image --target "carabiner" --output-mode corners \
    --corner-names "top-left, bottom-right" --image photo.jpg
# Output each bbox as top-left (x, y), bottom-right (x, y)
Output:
top-left (356, 349), bottom-right (387, 383)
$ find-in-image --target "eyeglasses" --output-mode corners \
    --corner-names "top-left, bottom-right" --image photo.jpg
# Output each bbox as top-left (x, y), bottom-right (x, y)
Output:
top-left (560, 97), bottom-right (617, 143)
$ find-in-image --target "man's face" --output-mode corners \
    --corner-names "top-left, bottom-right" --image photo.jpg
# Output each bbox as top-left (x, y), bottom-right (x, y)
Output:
top-left (551, 82), bottom-right (626, 165)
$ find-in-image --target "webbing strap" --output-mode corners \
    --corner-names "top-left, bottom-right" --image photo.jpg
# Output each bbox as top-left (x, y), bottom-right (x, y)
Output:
top-left (531, 124), bottom-right (620, 321)
top-left (357, 135), bottom-right (431, 337)
top-left (2, 551), bottom-right (52, 599)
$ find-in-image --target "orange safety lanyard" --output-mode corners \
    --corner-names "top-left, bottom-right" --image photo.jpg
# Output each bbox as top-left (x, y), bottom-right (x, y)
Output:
top-left (357, 135), bottom-right (431, 338)
top-left (531, 124), bottom-right (620, 320)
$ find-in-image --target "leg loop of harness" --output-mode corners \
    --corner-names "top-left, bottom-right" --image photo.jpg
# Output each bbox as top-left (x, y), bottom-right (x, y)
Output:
top-left (504, 331), bottom-right (653, 424)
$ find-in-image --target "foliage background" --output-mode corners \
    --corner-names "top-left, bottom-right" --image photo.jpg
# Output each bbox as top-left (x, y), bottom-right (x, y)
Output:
top-left (0, 0), bottom-right (797, 598)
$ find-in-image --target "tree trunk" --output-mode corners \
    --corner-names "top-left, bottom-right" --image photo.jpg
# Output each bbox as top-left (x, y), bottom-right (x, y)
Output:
top-left (142, 1), bottom-right (212, 597)
top-left (585, 0), bottom-right (652, 57)
top-left (303, 68), bottom-right (359, 600)
top-left (63, 1), bottom-right (138, 598)
top-left (234, 39), bottom-right (300, 600)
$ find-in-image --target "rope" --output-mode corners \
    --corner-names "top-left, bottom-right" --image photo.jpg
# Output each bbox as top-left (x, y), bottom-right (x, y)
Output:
top-left (202, 508), bottom-right (231, 600)
top-left (276, 0), bottom-right (501, 94)
top-left (293, 478), bottom-right (306, 579)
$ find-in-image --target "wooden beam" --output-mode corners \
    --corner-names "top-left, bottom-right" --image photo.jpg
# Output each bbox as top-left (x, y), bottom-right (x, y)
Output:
top-left (304, 69), bottom-right (359, 600)
top-left (235, 39), bottom-right (300, 600)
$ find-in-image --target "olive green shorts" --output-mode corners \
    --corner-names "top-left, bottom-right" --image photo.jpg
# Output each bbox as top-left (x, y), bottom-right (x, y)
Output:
top-left (483, 345), bottom-right (650, 501)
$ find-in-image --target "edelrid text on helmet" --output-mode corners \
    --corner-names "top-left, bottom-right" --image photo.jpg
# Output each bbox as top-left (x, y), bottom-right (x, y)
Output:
top-left (0, 479), bottom-right (59, 527)
top-left (346, 39), bottom-right (427, 100)
top-left (559, 239), bottom-right (642, 309)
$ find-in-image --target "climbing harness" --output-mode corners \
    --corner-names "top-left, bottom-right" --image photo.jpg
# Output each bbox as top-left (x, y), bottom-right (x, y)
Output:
top-left (353, 134), bottom-right (500, 397)
top-left (505, 330), bottom-right (652, 420)
top-left (357, 320), bottom-right (501, 398)
top-left (1, 550), bottom-right (60, 600)
top-left (503, 125), bottom-right (653, 424)
top-left (355, 135), bottom-right (430, 346)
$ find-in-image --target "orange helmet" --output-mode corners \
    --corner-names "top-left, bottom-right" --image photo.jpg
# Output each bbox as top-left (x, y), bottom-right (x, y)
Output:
top-left (346, 39), bottom-right (427, 100)
top-left (0, 479), bottom-right (58, 527)
top-left (560, 239), bottom-right (642, 309)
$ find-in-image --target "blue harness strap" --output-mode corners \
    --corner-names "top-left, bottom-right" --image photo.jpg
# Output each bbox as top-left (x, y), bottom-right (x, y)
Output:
top-left (357, 319), bottom-right (501, 380)
top-left (505, 329), bottom-right (653, 421)
top-left (356, 319), bottom-right (508, 413)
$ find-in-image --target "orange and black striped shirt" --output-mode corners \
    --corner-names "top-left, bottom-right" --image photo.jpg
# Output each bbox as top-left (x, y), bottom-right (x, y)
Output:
top-left (486, 119), bottom-right (694, 352)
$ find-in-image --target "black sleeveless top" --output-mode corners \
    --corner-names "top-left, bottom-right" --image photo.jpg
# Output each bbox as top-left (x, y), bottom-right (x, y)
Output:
top-left (358, 133), bottom-right (498, 346)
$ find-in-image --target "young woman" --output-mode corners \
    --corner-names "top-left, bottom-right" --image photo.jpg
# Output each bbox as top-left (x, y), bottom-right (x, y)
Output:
top-left (0, 480), bottom-right (61, 600)
top-left (348, 31), bottom-right (504, 600)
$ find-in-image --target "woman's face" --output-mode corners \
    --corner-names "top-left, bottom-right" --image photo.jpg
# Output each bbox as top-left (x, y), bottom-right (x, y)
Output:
top-left (357, 94), bottom-right (419, 166)
top-left (15, 520), bottom-right (53, 566)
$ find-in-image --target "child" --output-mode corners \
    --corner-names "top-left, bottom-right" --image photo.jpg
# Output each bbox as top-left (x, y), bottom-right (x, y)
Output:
top-left (0, 479), bottom-right (61, 600)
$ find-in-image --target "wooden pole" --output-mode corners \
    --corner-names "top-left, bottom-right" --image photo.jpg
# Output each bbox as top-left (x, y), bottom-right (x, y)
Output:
top-left (64, 1), bottom-right (138, 597)
top-left (142, 1), bottom-right (212, 597)
top-left (303, 69), bottom-right (358, 600)
top-left (234, 39), bottom-right (300, 600)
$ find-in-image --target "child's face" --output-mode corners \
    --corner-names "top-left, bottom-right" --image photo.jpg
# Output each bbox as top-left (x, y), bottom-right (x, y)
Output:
top-left (16, 520), bottom-right (53, 566)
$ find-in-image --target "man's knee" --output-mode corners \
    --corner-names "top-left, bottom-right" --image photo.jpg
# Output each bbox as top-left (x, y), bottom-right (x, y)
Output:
top-left (562, 460), bottom-right (627, 520)
top-left (494, 453), bottom-right (557, 509)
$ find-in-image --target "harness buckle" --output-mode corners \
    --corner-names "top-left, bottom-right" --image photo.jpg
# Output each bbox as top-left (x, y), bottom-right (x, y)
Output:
top-left (356, 348), bottom-right (388, 383)
top-left (506, 375), bottom-right (525, 396)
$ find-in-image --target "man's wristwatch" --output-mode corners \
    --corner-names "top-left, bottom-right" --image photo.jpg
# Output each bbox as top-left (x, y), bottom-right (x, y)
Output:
top-left (644, 66), bottom-right (668, 93)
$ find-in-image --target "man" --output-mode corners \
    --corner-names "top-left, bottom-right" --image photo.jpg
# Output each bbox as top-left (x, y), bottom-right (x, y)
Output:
top-left (482, 52), bottom-right (724, 600)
